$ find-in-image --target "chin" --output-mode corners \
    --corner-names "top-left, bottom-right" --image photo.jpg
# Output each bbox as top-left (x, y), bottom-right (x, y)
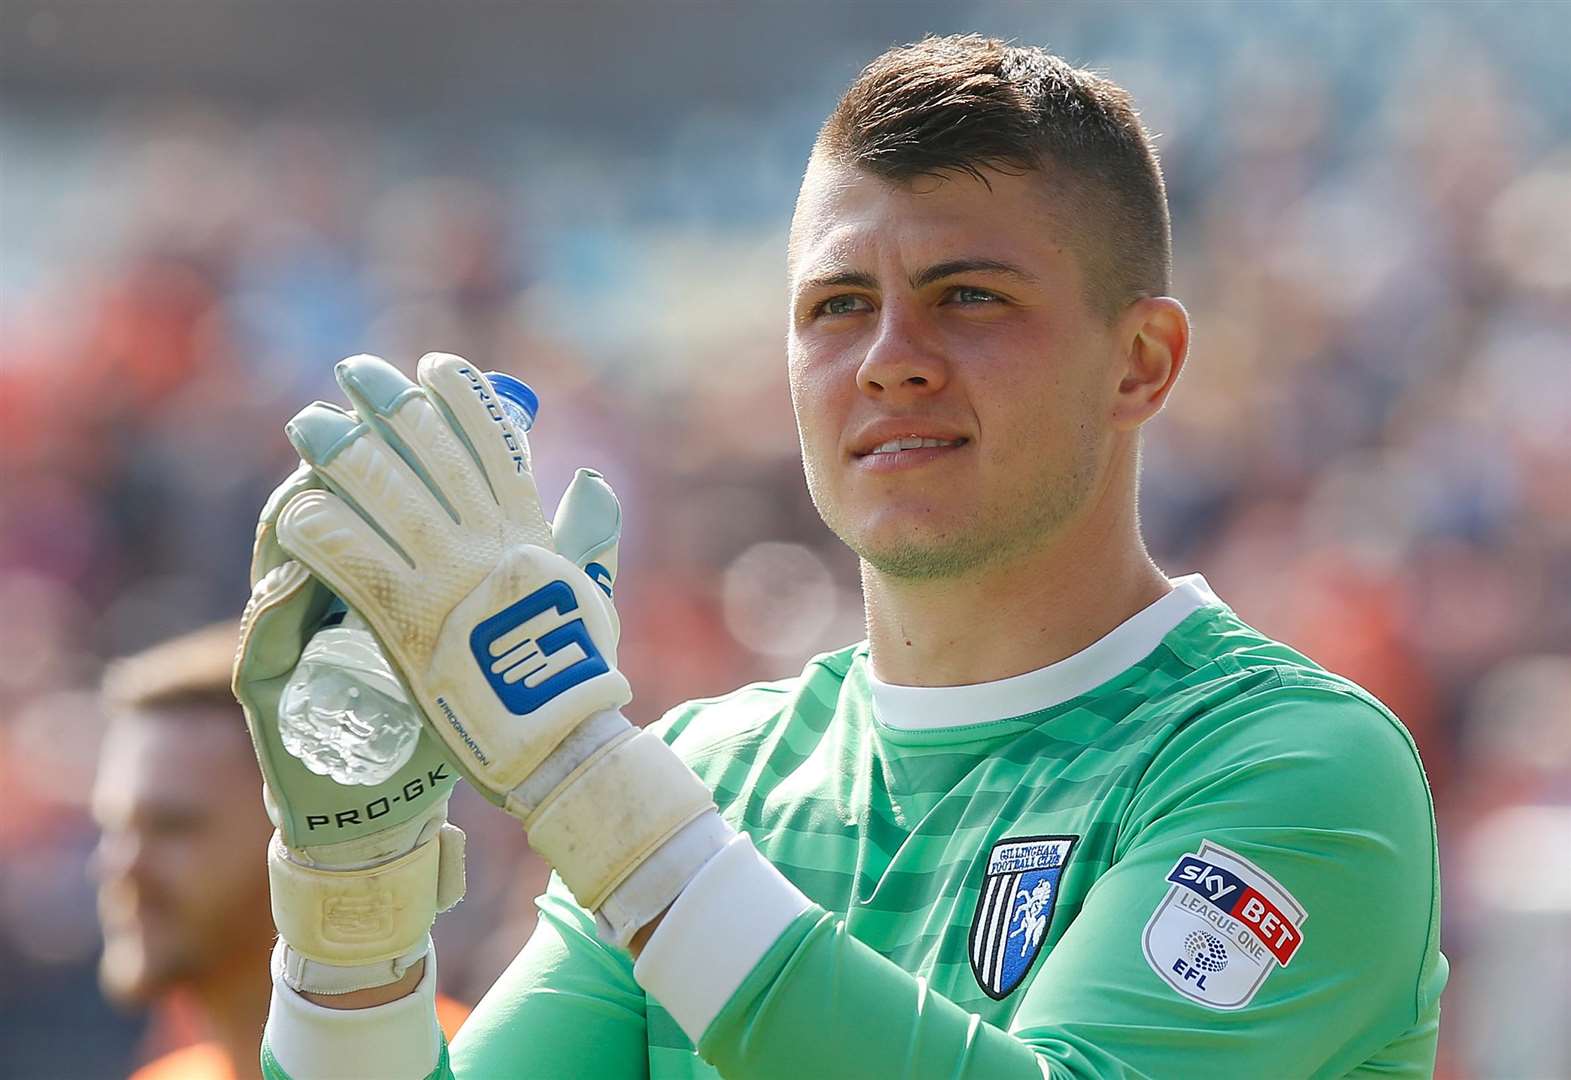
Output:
top-left (852, 529), bottom-right (992, 580)
top-left (99, 950), bottom-right (157, 1006)
top-left (99, 936), bottom-right (188, 1007)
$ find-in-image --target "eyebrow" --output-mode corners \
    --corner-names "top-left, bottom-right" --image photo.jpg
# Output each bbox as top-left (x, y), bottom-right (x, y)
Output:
top-left (795, 258), bottom-right (1040, 296)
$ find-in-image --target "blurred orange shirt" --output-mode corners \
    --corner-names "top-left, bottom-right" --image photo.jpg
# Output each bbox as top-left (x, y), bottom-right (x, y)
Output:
top-left (128, 994), bottom-right (472, 1080)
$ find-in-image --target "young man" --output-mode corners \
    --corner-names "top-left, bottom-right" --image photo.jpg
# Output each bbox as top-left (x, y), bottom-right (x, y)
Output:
top-left (94, 623), bottom-right (468, 1080)
top-left (238, 36), bottom-right (1446, 1079)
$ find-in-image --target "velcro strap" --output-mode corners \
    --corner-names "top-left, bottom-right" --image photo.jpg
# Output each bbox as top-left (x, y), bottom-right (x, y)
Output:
top-left (268, 825), bottom-right (466, 966)
top-left (435, 822), bottom-right (466, 912)
top-left (526, 728), bottom-right (716, 912)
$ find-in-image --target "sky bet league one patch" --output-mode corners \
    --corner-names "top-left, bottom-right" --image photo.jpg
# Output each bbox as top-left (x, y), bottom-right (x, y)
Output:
top-left (970, 835), bottom-right (1077, 999)
top-left (1142, 840), bottom-right (1307, 1010)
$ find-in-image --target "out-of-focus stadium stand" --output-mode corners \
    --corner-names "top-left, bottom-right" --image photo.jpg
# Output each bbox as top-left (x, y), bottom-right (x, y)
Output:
top-left (2, 2), bottom-right (1568, 1077)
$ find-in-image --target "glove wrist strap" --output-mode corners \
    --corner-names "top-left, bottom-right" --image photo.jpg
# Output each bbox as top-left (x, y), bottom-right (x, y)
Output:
top-left (268, 823), bottom-right (466, 969)
top-left (522, 726), bottom-right (718, 913)
top-left (274, 935), bottom-right (432, 997)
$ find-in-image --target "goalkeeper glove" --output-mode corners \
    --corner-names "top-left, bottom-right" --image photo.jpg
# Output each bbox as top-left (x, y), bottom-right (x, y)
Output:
top-left (234, 461), bottom-right (465, 995)
top-left (264, 352), bottom-right (730, 950)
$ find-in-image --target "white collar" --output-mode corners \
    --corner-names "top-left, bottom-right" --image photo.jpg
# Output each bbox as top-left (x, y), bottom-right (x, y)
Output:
top-left (868, 574), bottom-right (1221, 731)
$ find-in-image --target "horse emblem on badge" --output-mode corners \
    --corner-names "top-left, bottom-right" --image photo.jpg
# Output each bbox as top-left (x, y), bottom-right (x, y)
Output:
top-left (969, 835), bottom-right (1077, 999)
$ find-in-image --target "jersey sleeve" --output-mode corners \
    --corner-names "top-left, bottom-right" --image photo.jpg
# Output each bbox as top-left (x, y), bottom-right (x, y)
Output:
top-left (684, 679), bottom-right (1443, 1080)
top-left (448, 874), bottom-right (650, 1077)
top-left (1006, 678), bottom-right (1445, 1078)
top-left (260, 875), bottom-right (650, 1080)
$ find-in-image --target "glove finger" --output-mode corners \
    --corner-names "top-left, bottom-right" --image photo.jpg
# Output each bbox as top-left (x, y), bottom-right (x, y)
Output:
top-left (335, 355), bottom-right (499, 533)
top-left (551, 468), bottom-right (620, 600)
top-left (416, 352), bottom-right (553, 549)
top-left (285, 400), bottom-right (456, 568)
top-left (276, 488), bottom-right (422, 641)
top-left (234, 558), bottom-right (324, 842)
top-left (237, 559), bottom-right (323, 689)
top-left (252, 462), bottom-right (322, 584)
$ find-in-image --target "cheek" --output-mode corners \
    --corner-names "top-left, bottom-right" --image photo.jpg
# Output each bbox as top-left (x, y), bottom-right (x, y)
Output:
top-left (185, 814), bottom-right (266, 879)
top-left (142, 838), bottom-right (206, 900)
top-left (176, 833), bottom-right (269, 927)
top-left (971, 350), bottom-right (1090, 464)
top-left (210, 812), bottom-right (271, 875)
top-left (788, 354), bottom-right (845, 445)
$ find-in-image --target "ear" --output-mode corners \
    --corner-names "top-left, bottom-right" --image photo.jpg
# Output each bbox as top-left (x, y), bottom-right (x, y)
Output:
top-left (1109, 296), bottom-right (1189, 432)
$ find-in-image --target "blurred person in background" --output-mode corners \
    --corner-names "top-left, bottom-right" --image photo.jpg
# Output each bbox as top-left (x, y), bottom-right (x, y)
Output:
top-left (93, 621), bottom-right (468, 1080)
top-left (94, 622), bottom-right (276, 1080)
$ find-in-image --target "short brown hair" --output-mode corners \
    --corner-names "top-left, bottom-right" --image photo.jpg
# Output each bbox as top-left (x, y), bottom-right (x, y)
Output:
top-left (101, 619), bottom-right (242, 716)
top-left (814, 34), bottom-right (1170, 321)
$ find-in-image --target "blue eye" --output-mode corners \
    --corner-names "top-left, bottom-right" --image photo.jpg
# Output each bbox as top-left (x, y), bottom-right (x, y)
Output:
top-left (952, 287), bottom-right (999, 304)
top-left (820, 295), bottom-right (871, 316)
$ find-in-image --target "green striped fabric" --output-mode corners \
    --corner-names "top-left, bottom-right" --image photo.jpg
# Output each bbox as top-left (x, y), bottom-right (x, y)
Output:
top-left (641, 602), bottom-right (1352, 1075)
top-left (265, 593), bottom-right (1443, 1080)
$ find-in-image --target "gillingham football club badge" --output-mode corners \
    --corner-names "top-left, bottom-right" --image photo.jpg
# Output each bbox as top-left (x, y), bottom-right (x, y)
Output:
top-left (969, 835), bottom-right (1077, 999)
top-left (1141, 840), bottom-right (1308, 1010)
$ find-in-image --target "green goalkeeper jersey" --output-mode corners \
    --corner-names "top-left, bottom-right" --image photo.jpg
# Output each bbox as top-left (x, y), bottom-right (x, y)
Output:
top-left (263, 576), bottom-right (1446, 1079)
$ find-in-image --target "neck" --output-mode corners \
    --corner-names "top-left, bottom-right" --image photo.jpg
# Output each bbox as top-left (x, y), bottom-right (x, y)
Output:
top-left (187, 952), bottom-right (272, 1080)
top-left (862, 479), bottom-right (1169, 687)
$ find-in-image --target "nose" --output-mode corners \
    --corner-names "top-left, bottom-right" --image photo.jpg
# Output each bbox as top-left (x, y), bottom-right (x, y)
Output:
top-left (92, 829), bottom-right (143, 886)
top-left (855, 303), bottom-right (949, 402)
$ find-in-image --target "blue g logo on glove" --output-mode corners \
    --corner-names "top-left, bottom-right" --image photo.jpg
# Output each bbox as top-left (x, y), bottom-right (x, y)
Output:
top-left (470, 581), bottom-right (610, 714)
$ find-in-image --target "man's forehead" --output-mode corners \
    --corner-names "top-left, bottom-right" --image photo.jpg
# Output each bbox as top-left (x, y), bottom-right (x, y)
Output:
top-left (788, 157), bottom-right (1063, 280)
top-left (93, 708), bottom-right (254, 811)
top-left (789, 159), bottom-right (902, 266)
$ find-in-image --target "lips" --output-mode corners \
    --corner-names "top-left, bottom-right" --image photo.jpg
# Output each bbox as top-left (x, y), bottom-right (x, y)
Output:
top-left (849, 422), bottom-right (971, 458)
top-left (847, 430), bottom-right (971, 475)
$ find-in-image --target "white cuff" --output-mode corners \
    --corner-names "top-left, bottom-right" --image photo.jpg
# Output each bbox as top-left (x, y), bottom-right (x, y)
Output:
top-left (595, 810), bottom-right (735, 948)
top-left (265, 939), bottom-right (442, 1080)
top-left (633, 834), bottom-right (813, 1045)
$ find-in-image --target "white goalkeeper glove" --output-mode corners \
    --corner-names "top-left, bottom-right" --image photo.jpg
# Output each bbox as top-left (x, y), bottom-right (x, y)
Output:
top-left (271, 353), bottom-right (730, 948)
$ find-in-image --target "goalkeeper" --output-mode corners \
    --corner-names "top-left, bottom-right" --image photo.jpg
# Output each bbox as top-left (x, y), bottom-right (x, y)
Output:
top-left (237, 36), bottom-right (1446, 1080)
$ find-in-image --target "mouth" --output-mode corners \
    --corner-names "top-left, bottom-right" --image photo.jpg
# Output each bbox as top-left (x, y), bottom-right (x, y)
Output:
top-left (851, 434), bottom-right (970, 471)
top-left (859, 435), bottom-right (967, 456)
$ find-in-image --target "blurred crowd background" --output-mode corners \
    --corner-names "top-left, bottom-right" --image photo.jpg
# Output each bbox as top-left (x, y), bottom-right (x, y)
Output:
top-left (3, 1), bottom-right (1569, 1077)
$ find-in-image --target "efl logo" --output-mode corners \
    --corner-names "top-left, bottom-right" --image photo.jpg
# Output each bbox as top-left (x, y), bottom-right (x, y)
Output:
top-left (1141, 841), bottom-right (1308, 1010)
top-left (469, 581), bottom-right (609, 714)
